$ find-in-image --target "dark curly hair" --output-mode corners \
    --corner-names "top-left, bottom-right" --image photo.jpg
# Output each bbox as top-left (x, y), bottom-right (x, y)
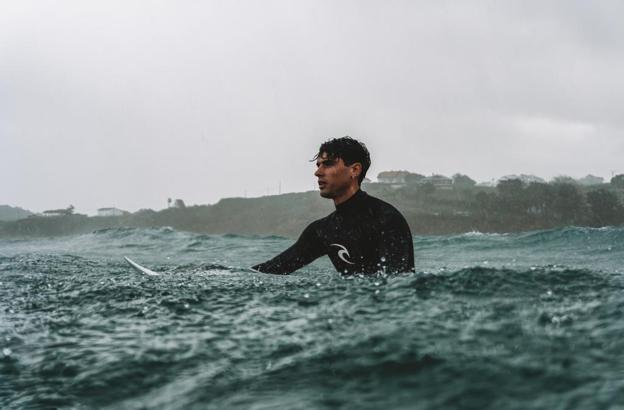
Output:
top-left (312, 136), bottom-right (371, 185)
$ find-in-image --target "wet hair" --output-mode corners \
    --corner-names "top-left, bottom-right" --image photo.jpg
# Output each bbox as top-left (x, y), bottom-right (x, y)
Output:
top-left (312, 136), bottom-right (371, 185)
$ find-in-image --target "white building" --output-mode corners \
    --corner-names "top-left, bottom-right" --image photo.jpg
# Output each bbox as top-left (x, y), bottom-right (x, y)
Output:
top-left (97, 207), bottom-right (127, 217)
top-left (577, 175), bottom-right (604, 186)
top-left (377, 171), bottom-right (411, 184)
top-left (41, 210), bottom-right (67, 217)
top-left (498, 174), bottom-right (546, 185)
top-left (425, 174), bottom-right (453, 189)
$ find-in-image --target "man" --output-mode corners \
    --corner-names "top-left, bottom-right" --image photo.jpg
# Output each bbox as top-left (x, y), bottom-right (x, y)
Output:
top-left (252, 136), bottom-right (415, 275)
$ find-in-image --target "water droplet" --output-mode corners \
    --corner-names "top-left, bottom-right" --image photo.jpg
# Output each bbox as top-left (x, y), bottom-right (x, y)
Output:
top-left (2, 348), bottom-right (11, 357)
top-left (184, 303), bottom-right (190, 309)
top-left (547, 290), bottom-right (553, 296)
top-left (380, 257), bottom-right (386, 262)
top-left (9, 309), bottom-right (14, 314)
top-left (316, 282), bottom-right (321, 287)
top-left (304, 293), bottom-right (309, 299)
top-left (374, 290), bottom-right (380, 295)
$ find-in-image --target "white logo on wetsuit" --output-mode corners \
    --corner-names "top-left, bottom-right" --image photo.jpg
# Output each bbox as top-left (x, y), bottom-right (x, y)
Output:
top-left (330, 243), bottom-right (355, 265)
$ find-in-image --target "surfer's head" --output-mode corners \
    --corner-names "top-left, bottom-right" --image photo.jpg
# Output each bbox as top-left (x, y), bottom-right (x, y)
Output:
top-left (313, 137), bottom-right (371, 200)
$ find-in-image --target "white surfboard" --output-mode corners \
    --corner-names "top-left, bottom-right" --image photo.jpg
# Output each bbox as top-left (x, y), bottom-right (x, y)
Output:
top-left (124, 256), bottom-right (161, 276)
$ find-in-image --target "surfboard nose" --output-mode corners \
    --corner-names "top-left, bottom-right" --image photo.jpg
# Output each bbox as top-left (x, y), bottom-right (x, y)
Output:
top-left (124, 256), bottom-right (161, 276)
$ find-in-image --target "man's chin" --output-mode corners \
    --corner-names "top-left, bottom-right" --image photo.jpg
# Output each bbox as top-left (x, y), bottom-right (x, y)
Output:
top-left (319, 189), bottom-right (334, 199)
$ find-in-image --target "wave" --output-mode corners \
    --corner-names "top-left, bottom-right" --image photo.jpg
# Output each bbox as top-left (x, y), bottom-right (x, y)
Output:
top-left (414, 226), bottom-right (624, 250)
top-left (222, 233), bottom-right (288, 240)
top-left (169, 262), bottom-right (240, 273)
top-left (91, 226), bottom-right (178, 239)
top-left (403, 265), bottom-right (619, 297)
top-left (515, 225), bottom-right (624, 245)
top-left (87, 228), bottom-right (288, 243)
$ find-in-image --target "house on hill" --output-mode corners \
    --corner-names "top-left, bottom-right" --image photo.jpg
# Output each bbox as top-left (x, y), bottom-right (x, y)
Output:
top-left (40, 205), bottom-right (74, 217)
top-left (477, 179), bottom-right (497, 187)
top-left (498, 174), bottom-right (546, 185)
top-left (377, 171), bottom-right (453, 189)
top-left (97, 207), bottom-right (128, 217)
top-left (425, 174), bottom-right (453, 189)
top-left (41, 209), bottom-right (70, 217)
top-left (377, 171), bottom-right (411, 184)
top-left (577, 175), bottom-right (604, 186)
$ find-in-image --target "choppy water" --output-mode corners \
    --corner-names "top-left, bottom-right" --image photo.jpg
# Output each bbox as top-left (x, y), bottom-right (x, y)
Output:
top-left (1, 226), bottom-right (623, 409)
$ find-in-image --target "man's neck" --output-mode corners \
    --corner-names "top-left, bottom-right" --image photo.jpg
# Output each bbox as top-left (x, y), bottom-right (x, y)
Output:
top-left (333, 184), bottom-right (360, 206)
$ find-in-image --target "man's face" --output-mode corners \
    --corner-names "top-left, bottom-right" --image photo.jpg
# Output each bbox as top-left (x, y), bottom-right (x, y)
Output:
top-left (314, 152), bottom-right (356, 198)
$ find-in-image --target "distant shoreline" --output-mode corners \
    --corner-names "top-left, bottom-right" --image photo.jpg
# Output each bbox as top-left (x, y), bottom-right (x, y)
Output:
top-left (2, 180), bottom-right (623, 238)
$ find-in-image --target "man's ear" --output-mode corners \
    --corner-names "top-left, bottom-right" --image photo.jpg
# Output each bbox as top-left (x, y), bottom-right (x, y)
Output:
top-left (351, 163), bottom-right (362, 179)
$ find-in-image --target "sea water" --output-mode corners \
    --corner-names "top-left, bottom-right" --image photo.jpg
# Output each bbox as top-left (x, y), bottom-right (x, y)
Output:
top-left (1, 226), bottom-right (623, 409)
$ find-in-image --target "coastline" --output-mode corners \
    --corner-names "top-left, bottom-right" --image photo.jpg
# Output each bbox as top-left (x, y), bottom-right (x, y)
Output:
top-left (2, 182), bottom-right (623, 238)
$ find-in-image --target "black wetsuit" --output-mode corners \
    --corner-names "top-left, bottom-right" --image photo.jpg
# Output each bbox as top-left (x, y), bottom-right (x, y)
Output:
top-left (252, 190), bottom-right (415, 275)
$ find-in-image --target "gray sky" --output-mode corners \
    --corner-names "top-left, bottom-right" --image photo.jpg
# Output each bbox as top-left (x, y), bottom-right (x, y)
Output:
top-left (2, 0), bottom-right (623, 215)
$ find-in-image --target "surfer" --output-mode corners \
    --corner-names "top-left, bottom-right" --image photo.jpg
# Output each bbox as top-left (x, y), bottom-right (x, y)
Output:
top-left (252, 136), bottom-right (415, 275)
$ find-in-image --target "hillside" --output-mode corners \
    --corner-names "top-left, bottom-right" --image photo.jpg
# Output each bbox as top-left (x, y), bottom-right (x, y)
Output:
top-left (1, 180), bottom-right (623, 238)
top-left (0, 205), bottom-right (33, 221)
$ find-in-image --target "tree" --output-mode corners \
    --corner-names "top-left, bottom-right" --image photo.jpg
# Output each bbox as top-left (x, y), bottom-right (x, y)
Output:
top-left (496, 179), bottom-right (525, 215)
top-left (452, 173), bottom-right (476, 189)
top-left (551, 175), bottom-right (577, 185)
top-left (405, 173), bottom-right (426, 185)
top-left (551, 183), bottom-right (585, 224)
top-left (474, 191), bottom-right (496, 216)
top-left (587, 189), bottom-right (623, 226)
top-left (418, 182), bottom-right (436, 196)
top-left (173, 199), bottom-right (186, 209)
top-left (525, 182), bottom-right (554, 218)
top-left (611, 174), bottom-right (624, 189)
top-left (497, 179), bottom-right (523, 198)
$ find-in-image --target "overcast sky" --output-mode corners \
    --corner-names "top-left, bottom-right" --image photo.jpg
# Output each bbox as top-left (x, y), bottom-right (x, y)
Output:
top-left (2, 0), bottom-right (623, 215)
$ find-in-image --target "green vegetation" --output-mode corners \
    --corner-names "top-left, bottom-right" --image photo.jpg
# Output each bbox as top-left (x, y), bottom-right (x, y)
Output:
top-left (0, 205), bottom-right (33, 221)
top-left (2, 175), bottom-right (624, 238)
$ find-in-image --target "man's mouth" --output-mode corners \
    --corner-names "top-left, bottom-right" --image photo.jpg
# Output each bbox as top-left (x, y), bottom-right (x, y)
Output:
top-left (318, 181), bottom-right (327, 188)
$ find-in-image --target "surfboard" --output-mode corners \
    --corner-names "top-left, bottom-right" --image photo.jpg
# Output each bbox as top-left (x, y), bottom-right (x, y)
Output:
top-left (124, 256), bottom-right (161, 276)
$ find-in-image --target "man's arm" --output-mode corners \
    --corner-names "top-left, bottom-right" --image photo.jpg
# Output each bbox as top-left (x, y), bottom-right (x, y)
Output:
top-left (378, 212), bottom-right (415, 273)
top-left (252, 222), bottom-right (325, 274)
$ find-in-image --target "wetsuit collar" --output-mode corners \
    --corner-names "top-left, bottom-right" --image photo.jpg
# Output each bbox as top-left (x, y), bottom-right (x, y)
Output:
top-left (335, 189), bottom-right (367, 214)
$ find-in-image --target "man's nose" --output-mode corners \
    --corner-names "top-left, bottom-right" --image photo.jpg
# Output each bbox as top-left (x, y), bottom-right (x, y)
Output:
top-left (314, 167), bottom-right (322, 177)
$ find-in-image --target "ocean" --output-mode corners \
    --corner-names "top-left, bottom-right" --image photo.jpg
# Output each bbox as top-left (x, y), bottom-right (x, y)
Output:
top-left (1, 226), bottom-right (623, 409)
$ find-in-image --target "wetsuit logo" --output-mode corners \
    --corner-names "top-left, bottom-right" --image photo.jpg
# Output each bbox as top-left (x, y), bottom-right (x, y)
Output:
top-left (330, 243), bottom-right (355, 265)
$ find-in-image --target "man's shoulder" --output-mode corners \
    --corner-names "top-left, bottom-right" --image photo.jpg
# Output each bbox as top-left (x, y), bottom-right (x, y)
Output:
top-left (365, 192), bottom-right (405, 218)
top-left (363, 193), bottom-right (411, 232)
top-left (303, 215), bottom-right (330, 233)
